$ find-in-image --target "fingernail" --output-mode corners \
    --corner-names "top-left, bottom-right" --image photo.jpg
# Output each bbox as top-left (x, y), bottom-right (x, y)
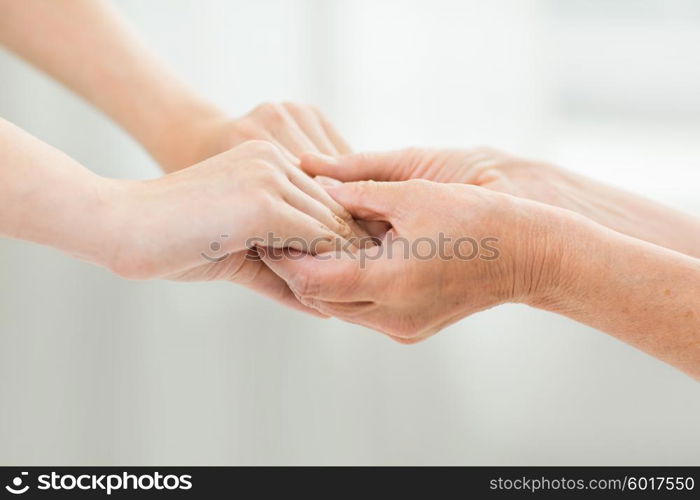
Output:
top-left (314, 175), bottom-right (342, 187)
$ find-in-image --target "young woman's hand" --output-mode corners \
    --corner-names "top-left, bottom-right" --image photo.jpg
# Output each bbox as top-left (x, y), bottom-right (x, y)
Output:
top-left (1, 115), bottom-right (360, 314)
top-left (159, 102), bottom-right (352, 173)
top-left (105, 140), bottom-right (357, 313)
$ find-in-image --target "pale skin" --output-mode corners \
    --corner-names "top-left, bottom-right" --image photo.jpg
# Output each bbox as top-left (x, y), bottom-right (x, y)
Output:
top-left (0, 0), bottom-right (360, 310)
top-left (0, 120), bottom-right (353, 314)
top-left (260, 151), bottom-right (700, 379)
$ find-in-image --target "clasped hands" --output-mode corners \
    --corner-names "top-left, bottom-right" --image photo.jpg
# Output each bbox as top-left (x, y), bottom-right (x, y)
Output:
top-left (96, 102), bottom-right (595, 343)
top-left (3, 1), bottom-right (698, 377)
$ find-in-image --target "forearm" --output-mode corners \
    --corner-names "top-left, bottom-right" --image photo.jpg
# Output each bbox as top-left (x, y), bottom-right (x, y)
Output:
top-left (532, 213), bottom-right (700, 379)
top-left (0, 0), bottom-right (222, 171)
top-left (0, 118), bottom-right (120, 267)
top-left (552, 166), bottom-right (700, 258)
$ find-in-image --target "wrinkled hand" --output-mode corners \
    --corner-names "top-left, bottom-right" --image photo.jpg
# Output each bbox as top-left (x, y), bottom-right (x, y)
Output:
top-left (301, 147), bottom-right (700, 257)
top-left (106, 140), bottom-right (357, 315)
top-left (301, 147), bottom-right (593, 209)
top-left (261, 179), bottom-right (569, 342)
top-left (163, 102), bottom-right (352, 172)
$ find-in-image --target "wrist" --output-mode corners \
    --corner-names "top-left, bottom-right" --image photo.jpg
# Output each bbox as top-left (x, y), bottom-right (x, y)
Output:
top-left (148, 100), bottom-right (227, 173)
top-left (41, 173), bottom-right (135, 273)
top-left (88, 176), bottom-right (155, 279)
top-left (519, 205), bottom-right (608, 314)
top-left (506, 200), bottom-right (587, 308)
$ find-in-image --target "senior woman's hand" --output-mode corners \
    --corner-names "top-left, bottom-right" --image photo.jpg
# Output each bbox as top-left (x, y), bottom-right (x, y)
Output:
top-left (302, 148), bottom-right (700, 257)
top-left (260, 179), bottom-right (571, 342)
top-left (262, 178), bottom-right (700, 380)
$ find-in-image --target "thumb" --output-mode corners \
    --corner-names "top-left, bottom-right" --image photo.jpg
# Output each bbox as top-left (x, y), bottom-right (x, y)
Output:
top-left (324, 181), bottom-right (404, 222)
top-left (301, 150), bottom-right (408, 182)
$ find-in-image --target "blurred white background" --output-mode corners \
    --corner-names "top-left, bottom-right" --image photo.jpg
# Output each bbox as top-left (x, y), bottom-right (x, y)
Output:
top-left (1, 0), bottom-right (700, 465)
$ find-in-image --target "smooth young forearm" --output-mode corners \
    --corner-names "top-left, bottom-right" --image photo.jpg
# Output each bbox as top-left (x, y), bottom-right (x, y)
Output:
top-left (0, 118), bottom-right (120, 266)
top-left (0, 121), bottom-right (354, 311)
top-left (0, 0), bottom-right (221, 171)
top-left (532, 214), bottom-right (700, 379)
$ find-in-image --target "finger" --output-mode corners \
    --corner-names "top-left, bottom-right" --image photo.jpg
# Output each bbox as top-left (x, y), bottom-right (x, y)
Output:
top-left (315, 175), bottom-right (393, 237)
top-left (287, 167), bottom-right (352, 222)
top-left (255, 103), bottom-right (319, 157)
top-left (314, 175), bottom-right (342, 187)
top-left (237, 125), bottom-right (299, 163)
top-left (266, 203), bottom-right (357, 254)
top-left (272, 141), bottom-right (300, 164)
top-left (301, 150), bottom-right (404, 181)
top-left (312, 107), bottom-right (352, 154)
top-left (285, 167), bottom-right (371, 242)
top-left (259, 247), bottom-right (375, 301)
top-left (282, 102), bottom-right (339, 156)
top-left (324, 180), bottom-right (405, 222)
top-left (315, 175), bottom-right (391, 238)
top-left (281, 185), bottom-right (353, 243)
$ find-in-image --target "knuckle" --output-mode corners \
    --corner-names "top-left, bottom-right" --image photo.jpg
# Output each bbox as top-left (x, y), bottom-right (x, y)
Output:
top-left (339, 208), bottom-right (355, 225)
top-left (253, 102), bottom-right (286, 123)
top-left (255, 163), bottom-right (286, 187)
top-left (327, 208), bottom-right (352, 230)
top-left (309, 104), bottom-right (324, 117)
top-left (252, 101), bottom-right (274, 115)
top-left (281, 100), bottom-right (304, 114)
top-left (403, 178), bottom-right (433, 192)
top-left (234, 119), bottom-right (264, 141)
top-left (355, 179), bottom-right (376, 189)
top-left (406, 178), bottom-right (431, 187)
top-left (352, 152), bottom-right (374, 166)
top-left (241, 139), bottom-right (280, 158)
top-left (464, 147), bottom-right (515, 184)
top-left (330, 214), bottom-right (353, 238)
